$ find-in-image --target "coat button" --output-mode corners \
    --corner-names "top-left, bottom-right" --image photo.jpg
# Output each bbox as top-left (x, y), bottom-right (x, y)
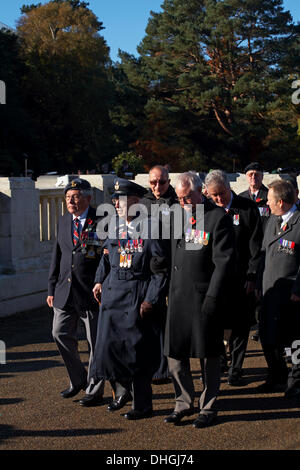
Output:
top-left (68, 278), bottom-right (71, 282)
top-left (174, 266), bottom-right (178, 271)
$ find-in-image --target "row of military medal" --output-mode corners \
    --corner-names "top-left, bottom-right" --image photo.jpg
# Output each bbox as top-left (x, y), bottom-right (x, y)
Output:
top-left (185, 229), bottom-right (210, 245)
top-left (118, 239), bottom-right (144, 268)
top-left (81, 231), bottom-right (102, 258)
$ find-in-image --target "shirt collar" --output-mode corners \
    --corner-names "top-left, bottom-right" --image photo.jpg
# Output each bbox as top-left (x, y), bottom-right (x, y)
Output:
top-left (281, 204), bottom-right (297, 225)
top-left (225, 191), bottom-right (234, 210)
top-left (73, 206), bottom-right (89, 222)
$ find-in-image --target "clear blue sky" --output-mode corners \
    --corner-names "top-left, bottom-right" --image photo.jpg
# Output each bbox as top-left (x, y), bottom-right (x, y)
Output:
top-left (1, 0), bottom-right (299, 62)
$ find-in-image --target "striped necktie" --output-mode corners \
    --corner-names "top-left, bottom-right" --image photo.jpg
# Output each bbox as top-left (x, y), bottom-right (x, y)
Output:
top-left (73, 217), bottom-right (80, 245)
top-left (251, 193), bottom-right (257, 201)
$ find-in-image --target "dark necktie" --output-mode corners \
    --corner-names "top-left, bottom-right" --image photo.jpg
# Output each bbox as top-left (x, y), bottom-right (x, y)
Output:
top-left (277, 216), bottom-right (283, 231)
top-left (251, 193), bottom-right (257, 201)
top-left (73, 217), bottom-right (80, 245)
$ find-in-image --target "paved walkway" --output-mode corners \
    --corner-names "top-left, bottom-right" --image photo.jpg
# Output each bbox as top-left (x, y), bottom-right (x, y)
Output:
top-left (0, 307), bottom-right (300, 451)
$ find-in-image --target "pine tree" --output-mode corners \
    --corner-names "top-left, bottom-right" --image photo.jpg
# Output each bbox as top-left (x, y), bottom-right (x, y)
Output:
top-left (120, 0), bottom-right (300, 171)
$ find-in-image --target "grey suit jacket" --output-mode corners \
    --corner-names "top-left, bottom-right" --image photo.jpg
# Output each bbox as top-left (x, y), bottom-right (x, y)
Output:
top-left (258, 208), bottom-right (300, 344)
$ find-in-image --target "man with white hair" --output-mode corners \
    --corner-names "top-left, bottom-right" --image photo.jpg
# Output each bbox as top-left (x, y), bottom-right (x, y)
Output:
top-left (164, 172), bottom-right (235, 428)
top-left (205, 170), bottom-right (263, 387)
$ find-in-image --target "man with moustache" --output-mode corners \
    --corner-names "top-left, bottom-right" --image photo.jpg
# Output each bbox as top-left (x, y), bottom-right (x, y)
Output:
top-left (239, 162), bottom-right (270, 232)
top-left (47, 178), bottom-right (105, 406)
top-left (164, 172), bottom-right (235, 428)
top-left (205, 170), bottom-right (263, 387)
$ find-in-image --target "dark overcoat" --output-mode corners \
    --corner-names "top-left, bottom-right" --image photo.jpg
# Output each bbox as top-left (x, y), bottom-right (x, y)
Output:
top-left (48, 206), bottom-right (102, 311)
top-left (258, 209), bottom-right (300, 346)
top-left (164, 199), bottom-right (235, 359)
top-left (225, 192), bottom-right (263, 328)
top-left (90, 216), bottom-right (168, 382)
top-left (239, 184), bottom-right (270, 232)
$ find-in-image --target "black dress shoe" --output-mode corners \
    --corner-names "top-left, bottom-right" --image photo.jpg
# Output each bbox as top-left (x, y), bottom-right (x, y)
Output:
top-left (60, 383), bottom-right (86, 399)
top-left (193, 413), bottom-right (216, 428)
top-left (164, 408), bottom-right (195, 424)
top-left (107, 392), bottom-right (132, 411)
top-left (284, 385), bottom-right (300, 398)
top-left (228, 376), bottom-right (245, 387)
top-left (79, 394), bottom-right (103, 407)
top-left (124, 408), bottom-right (153, 420)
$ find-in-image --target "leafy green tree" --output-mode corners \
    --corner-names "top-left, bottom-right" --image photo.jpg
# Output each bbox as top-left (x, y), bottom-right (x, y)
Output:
top-left (120, 0), bottom-right (300, 171)
top-left (112, 151), bottom-right (145, 177)
top-left (0, 29), bottom-right (35, 175)
top-left (17, 0), bottom-right (114, 174)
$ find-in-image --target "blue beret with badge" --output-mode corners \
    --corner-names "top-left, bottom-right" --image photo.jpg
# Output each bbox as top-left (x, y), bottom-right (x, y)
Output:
top-left (64, 178), bottom-right (91, 194)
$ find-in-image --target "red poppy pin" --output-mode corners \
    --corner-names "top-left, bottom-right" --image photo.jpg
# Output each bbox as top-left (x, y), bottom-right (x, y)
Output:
top-left (189, 216), bottom-right (196, 225)
top-left (256, 198), bottom-right (261, 203)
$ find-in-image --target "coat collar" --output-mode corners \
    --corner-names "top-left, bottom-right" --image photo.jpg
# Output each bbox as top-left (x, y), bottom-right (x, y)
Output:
top-left (268, 208), bottom-right (300, 245)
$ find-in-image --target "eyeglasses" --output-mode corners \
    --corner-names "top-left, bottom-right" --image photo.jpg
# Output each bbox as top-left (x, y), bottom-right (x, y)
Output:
top-left (149, 179), bottom-right (168, 186)
top-left (65, 194), bottom-right (82, 202)
top-left (178, 194), bottom-right (193, 203)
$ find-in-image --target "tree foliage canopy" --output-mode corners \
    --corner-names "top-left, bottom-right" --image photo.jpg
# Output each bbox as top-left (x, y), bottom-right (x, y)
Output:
top-left (1, 0), bottom-right (300, 176)
top-left (119, 0), bottom-right (300, 171)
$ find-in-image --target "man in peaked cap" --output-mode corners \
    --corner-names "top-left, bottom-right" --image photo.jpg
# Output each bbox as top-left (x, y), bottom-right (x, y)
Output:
top-left (47, 178), bottom-right (105, 406)
top-left (90, 178), bottom-right (168, 419)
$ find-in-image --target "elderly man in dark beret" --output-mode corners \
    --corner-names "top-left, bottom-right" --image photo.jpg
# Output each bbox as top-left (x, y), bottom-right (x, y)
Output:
top-left (239, 162), bottom-right (270, 233)
top-left (47, 178), bottom-right (105, 406)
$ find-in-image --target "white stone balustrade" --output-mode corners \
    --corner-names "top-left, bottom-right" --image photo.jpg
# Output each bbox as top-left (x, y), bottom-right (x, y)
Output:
top-left (0, 171), bottom-right (295, 317)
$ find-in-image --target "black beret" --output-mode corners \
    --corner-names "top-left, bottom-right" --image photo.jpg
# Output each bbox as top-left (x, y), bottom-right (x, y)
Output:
top-left (64, 178), bottom-right (91, 194)
top-left (111, 178), bottom-right (148, 199)
top-left (244, 162), bottom-right (263, 174)
top-left (280, 174), bottom-right (298, 190)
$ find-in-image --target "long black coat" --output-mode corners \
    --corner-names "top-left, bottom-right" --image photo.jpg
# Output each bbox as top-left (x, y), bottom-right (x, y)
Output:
top-left (90, 216), bottom-right (168, 382)
top-left (225, 192), bottom-right (263, 328)
top-left (164, 199), bottom-right (235, 359)
top-left (239, 184), bottom-right (270, 233)
top-left (48, 206), bottom-right (102, 311)
top-left (258, 209), bottom-right (300, 346)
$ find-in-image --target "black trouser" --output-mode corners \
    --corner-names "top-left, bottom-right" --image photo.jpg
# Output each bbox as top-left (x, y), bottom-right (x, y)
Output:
top-left (114, 371), bottom-right (153, 411)
top-left (228, 325), bottom-right (251, 379)
top-left (261, 343), bottom-right (289, 384)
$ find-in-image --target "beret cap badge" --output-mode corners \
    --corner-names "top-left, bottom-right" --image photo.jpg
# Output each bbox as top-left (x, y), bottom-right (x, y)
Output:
top-left (115, 181), bottom-right (120, 191)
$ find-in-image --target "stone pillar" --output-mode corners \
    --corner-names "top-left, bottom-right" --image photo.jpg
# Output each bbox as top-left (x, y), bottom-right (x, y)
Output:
top-left (0, 178), bottom-right (49, 317)
top-left (0, 177), bottom-right (40, 274)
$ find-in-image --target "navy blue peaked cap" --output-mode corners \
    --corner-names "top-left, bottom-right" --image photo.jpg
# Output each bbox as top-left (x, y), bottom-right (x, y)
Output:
top-left (111, 178), bottom-right (148, 199)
